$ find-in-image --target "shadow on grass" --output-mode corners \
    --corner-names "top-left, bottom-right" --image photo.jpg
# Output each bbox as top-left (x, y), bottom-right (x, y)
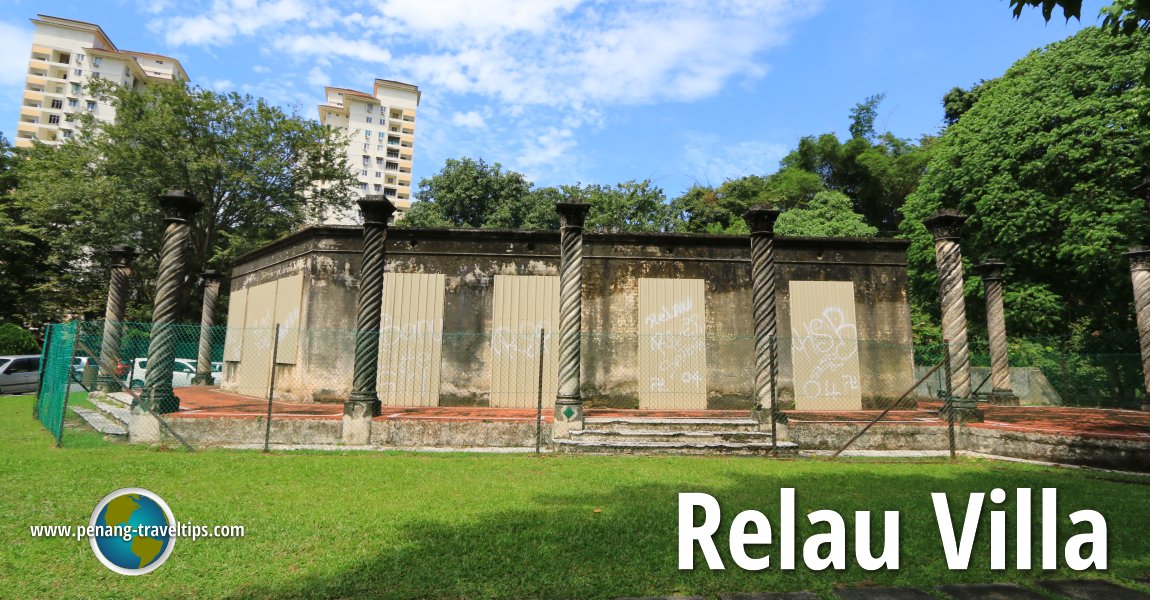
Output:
top-left (224, 465), bottom-right (1150, 600)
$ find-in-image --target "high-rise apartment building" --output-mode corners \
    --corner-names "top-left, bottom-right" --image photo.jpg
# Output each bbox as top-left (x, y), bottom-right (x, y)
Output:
top-left (318, 79), bottom-right (420, 223)
top-left (15, 15), bottom-right (188, 148)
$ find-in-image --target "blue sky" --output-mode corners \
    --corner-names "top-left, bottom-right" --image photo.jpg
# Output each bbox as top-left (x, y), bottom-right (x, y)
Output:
top-left (0, 0), bottom-right (1099, 198)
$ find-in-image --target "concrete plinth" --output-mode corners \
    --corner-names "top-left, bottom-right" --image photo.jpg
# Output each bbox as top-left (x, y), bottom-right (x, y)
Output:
top-left (342, 399), bottom-right (377, 445)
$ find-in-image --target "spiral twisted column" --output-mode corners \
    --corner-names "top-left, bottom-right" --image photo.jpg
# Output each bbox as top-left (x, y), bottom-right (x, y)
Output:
top-left (96, 245), bottom-right (138, 393)
top-left (1126, 247), bottom-right (1150, 411)
top-left (192, 270), bottom-right (222, 385)
top-left (346, 197), bottom-right (396, 428)
top-left (143, 191), bottom-right (202, 413)
top-left (744, 207), bottom-right (781, 427)
top-left (554, 201), bottom-right (590, 431)
top-left (976, 260), bottom-right (1018, 405)
top-left (924, 210), bottom-right (982, 422)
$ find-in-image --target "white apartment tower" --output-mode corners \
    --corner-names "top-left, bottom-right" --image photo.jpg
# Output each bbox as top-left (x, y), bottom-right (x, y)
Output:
top-left (15, 15), bottom-right (188, 148)
top-left (318, 79), bottom-right (420, 223)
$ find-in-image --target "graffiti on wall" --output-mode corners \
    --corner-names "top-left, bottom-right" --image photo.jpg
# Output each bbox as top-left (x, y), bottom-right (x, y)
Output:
top-left (789, 281), bottom-right (862, 410)
top-left (639, 279), bottom-right (707, 409)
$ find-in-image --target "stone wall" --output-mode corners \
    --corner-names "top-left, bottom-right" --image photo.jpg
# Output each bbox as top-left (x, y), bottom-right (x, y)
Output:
top-left (224, 226), bottom-right (915, 409)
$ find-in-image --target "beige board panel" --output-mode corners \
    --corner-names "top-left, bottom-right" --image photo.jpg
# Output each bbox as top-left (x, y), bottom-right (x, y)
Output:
top-left (789, 280), bottom-right (862, 410)
top-left (272, 274), bottom-right (304, 364)
top-left (638, 278), bottom-right (707, 409)
top-left (489, 275), bottom-right (559, 408)
top-left (235, 280), bottom-right (276, 397)
top-left (378, 273), bottom-right (445, 406)
top-left (223, 287), bottom-right (247, 361)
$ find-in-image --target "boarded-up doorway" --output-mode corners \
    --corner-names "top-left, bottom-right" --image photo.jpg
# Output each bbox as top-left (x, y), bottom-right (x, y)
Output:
top-left (638, 278), bottom-right (707, 409)
top-left (489, 275), bottom-right (559, 408)
top-left (228, 274), bottom-right (304, 397)
top-left (788, 280), bottom-right (862, 410)
top-left (378, 273), bottom-right (445, 406)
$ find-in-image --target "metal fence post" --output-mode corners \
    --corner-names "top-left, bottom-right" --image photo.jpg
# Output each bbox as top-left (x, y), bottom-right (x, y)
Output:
top-left (264, 324), bottom-right (280, 453)
top-left (33, 324), bottom-right (52, 421)
top-left (536, 328), bottom-right (545, 454)
top-left (944, 342), bottom-right (956, 460)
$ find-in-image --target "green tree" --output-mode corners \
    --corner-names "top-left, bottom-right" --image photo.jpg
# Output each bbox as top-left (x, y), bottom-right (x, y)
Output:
top-left (9, 81), bottom-right (355, 321)
top-left (0, 133), bottom-right (52, 326)
top-left (402, 157), bottom-right (533, 228)
top-left (671, 176), bottom-right (779, 234)
top-left (942, 80), bottom-right (994, 127)
top-left (901, 28), bottom-right (1150, 340)
top-left (0, 323), bottom-right (38, 354)
top-left (1011, 0), bottom-right (1150, 81)
top-left (774, 191), bottom-right (878, 238)
top-left (776, 127), bottom-right (934, 232)
top-left (579, 179), bottom-right (673, 233)
top-left (849, 93), bottom-right (886, 141)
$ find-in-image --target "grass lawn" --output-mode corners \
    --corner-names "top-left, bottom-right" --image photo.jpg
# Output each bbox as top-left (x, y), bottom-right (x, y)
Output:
top-left (3, 393), bottom-right (1150, 599)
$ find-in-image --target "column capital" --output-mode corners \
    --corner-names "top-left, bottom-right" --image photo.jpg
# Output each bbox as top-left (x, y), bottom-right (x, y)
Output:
top-left (358, 196), bottom-right (397, 226)
top-left (923, 209), bottom-right (967, 242)
top-left (1127, 246), bottom-right (1150, 272)
top-left (199, 269), bottom-right (223, 285)
top-left (556, 201), bottom-right (590, 228)
top-left (108, 245), bottom-right (138, 268)
top-left (743, 206), bottom-right (781, 236)
top-left (976, 259), bottom-right (1006, 281)
top-left (159, 190), bottom-right (202, 223)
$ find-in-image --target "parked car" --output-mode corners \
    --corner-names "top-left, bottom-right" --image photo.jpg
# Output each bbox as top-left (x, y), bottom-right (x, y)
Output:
top-left (0, 355), bottom-right (41, 395)
top-left (73, 357), bottom-right (129, 377)
top-left (125, 358), bottom-right (221, 388)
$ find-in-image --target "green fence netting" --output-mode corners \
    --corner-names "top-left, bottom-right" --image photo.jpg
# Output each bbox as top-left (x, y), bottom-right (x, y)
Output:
top-left (34, 321), bottom-right (77, 445)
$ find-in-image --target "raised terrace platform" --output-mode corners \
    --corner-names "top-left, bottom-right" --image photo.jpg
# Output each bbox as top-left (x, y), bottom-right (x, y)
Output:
top-left (79, 387), bottom-right (1150, 470)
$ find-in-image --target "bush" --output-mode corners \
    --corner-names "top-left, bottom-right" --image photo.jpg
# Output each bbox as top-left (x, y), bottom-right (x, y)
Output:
top-left (0, 323), bottom-right (39, 355)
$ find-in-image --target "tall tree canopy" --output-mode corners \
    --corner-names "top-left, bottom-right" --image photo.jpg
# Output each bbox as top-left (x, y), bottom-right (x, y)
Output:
top-left (901, 27), bottom-right (1150, 339)
top-left (6, 80), bottom-right (355, 323)
top-left (402, 157), bottom-right (672, 233)
top-left (775, 191), bottom-right (878, 238)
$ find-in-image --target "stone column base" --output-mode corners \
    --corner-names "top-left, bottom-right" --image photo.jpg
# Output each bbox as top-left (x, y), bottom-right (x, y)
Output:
top-left (1142, 402), bottom-right (1150, 412)
top-left (342, 399), bottom-right (379, 445)
top-left (191, 373), bottom-right (215, 386)
top-left (988, 391), bottom-right (1020, 406)
top-left (143, 386), bottom-right (180, 414)
top-left (129, 405), bottom-right (162, 444)
top-left (773, 420), bottom-right (790, 443)
top-left (552, 400), bottom-right (584, 439)
top-left (95, 376), bottom-right (123, 394)
top-left (939, 400), bottom-right (984, 423)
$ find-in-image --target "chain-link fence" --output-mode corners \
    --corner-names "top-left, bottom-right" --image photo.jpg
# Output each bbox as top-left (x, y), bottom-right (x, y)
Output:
top-left (30, 319), bottom-right (1150, 448)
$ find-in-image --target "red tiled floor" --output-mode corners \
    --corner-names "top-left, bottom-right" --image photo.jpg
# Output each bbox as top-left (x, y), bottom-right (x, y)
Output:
top-left (169, 387), bottom-right (1150, 441)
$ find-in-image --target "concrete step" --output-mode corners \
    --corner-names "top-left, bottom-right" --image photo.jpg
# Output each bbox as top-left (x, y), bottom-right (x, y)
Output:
top-left (571, 429), bottom-right (774, 444)
top-left (92, 400), bottom-right (131, 427)
top-left (71, 407), bottom-right (127, 437)
top-left (583, 417), bottom-right (761, 433)
top-left (555, 438), bottom-right (798, 456)
top-left (104, 392), bottom-right (134, 408)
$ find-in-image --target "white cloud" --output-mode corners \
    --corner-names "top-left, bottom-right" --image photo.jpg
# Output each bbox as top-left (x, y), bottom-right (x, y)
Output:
top-left (0, 21), bottom-right (34, 87)
top-left (517, 127), bottom-right (577, 170)
top-left (145, 0), bottom-right (820, 181)
top-left (450, 111), bottom-right (485, 129)
top-left (211, 79), bottom-right (235, 91)
top-left (681, 135), bottom-right (790, 184)
top-left (306, 66), bottom-right (330, 88)
top-left (252, 65), bottom-right (270, 73)
top-left (274, 34), bottom-right (392, 64)
top-left (159, 0), bottom-right (313, 46)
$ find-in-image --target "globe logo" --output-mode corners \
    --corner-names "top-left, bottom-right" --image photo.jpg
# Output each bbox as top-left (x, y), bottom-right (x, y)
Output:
top-left (88, 488), bottom-right (176, 575)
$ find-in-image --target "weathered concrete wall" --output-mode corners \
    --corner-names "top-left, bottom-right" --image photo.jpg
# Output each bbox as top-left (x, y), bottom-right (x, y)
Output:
top-left (154, 417), bottom-right (544, 448)
top-left (790, 421), bottom-right (1150, 471)
top-left (225, 227), bottom-right (915, 408)
top-left (914, 366), bottom-right (1062, 406)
